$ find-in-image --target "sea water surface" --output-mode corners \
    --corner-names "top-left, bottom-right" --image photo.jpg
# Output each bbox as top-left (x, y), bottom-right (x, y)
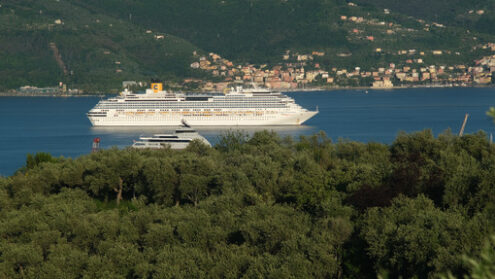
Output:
top-left (1, 87), bottom-right (494, 176)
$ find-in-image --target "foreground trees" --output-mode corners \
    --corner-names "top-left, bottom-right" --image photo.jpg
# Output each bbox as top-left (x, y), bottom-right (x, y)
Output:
top-left (1, 130), bottom-right (495, 278)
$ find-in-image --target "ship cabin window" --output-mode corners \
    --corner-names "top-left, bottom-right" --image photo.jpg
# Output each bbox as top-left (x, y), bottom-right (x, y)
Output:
top-left (175, 130), bottom-right (195, 134)
top-left (185, 96), bottom-right (210, 101)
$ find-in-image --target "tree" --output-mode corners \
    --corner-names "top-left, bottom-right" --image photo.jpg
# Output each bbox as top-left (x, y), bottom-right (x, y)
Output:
top-left (176, 156), bottom-right (218, 206)
top-left (362, 195), bottom-right (471, 278)
top-left (185, 139), bottom-right (213, 157)
top-left (461, 235), bottom-right (495, 279)
top-left (141, 157), bottom-right (178, 206)
top-left (215, 130), bottom-right (248, 153)
top-left (442, 235), bottom-right (495, 279)
top-left (3, 130), bottom-right (495, 278)
top-left (24, 152), bottom-right (59, 170)
top-left (486, 107), bottom-right (495, 124)
top-left (83, 149), bottom-right (143, 205)
top-left (387, 130), bottom-right (446, 205)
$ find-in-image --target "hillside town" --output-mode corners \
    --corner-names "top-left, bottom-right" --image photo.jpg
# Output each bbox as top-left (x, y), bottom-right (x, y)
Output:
top-left (0, 82), bottom-right (85, 96)
top-left (5, 0), bottom-right (495, 95)
top-left (9, 47), bottom-right (494, 95)
top-left (181, 2), bottom-right (495, 92)
top-left (188, 44), bottom-right (495, 92)
top-left (179, 2), bottom-right (495, 92)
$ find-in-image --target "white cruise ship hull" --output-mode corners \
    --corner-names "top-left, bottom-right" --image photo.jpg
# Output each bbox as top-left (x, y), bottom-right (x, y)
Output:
top-left (87, 84), bottom-right (319, 127)
top-left (89, 111), bottom-right (317, 126)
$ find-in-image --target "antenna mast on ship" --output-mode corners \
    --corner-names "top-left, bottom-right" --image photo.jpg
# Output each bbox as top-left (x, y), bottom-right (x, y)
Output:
top-left (181, 119), bottom-right (191, 128)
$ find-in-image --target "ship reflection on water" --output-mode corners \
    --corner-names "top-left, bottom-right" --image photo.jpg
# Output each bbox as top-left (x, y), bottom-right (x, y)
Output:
top-left (91, 125), bottom-right (318, 147)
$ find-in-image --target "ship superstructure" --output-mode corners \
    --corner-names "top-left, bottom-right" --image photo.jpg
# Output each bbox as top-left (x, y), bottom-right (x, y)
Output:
top-left (87, 82), bottom-right (318, 126)
top-left (132, 121), bottom-right (211, 149)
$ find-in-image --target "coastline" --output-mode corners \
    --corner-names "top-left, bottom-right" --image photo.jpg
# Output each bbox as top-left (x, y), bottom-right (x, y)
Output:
top-left (1, 84), bottom-right (493, 97)
top-left (284, 83), bottom-right (495, 93)
top-left (0, 92), bottom-right (105, 97)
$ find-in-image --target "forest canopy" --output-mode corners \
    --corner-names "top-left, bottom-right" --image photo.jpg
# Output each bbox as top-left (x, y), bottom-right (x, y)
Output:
top-left (1, 130), bottom-right (495, 278)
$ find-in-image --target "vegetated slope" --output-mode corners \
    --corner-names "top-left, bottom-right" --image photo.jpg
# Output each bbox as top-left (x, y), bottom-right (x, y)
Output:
top-left (1, 130), bottom-right (495, 278)
top-left (0, 0), bottom-right (204, 92)
top-left (354, 0), bottom-right (495, 35)
top-left (74, 0), bottom-right (350, 63)
top-left (74, 0), bottom-right (495, 65)
top-left (1, 0), bottom-right (494, 91)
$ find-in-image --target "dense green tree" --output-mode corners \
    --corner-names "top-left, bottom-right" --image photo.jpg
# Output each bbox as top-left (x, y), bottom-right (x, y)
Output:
top-left (442, 235), bottom-right (495, 279)
top-left (82, 148), bottom-right (143, 204)
top-left (141, 157), bottom-right (178, 206)
top-left (362, 195), bottom-right (475, 278)
top-left (0, 130), bottom-right (494, 278)
top-left (24, 152), bottom-right (59, 170)
top-left (487, 107), bottom-right (495, 124)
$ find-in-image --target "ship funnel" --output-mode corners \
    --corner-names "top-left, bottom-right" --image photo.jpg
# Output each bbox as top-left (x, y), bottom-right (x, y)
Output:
top-left (151, 82), bottom-right (163, 93)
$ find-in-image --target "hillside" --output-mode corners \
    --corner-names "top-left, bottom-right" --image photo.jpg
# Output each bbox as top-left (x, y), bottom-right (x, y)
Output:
top-left (74, 0), bottom-right (495, 65)
top-left (354, 0), bottom-right (495, 35)
top-left (0, 0), bottom-right (206, 92)
top-left (0, 0), bottom-right (494, 92)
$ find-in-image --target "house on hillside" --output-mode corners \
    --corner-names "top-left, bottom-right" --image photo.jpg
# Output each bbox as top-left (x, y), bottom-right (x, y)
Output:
top-left (372, 79), bottom-right (393, 88)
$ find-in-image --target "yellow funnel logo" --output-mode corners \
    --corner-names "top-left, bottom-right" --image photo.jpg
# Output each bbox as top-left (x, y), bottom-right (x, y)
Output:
top-left (151, 83), bottom-right (163, 93)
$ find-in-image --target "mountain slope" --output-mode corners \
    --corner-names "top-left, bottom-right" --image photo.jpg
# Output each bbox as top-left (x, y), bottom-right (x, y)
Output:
top-left (0, 0), bottom-right (205, 92)
top-left (73, 0), bottom-right (350, 63)
top-left (354, 0), bottom-right (495, 35)
top-left (74, 0), bottom-right (495, 63)
top-left (0, 0), bottom-right (494, 91)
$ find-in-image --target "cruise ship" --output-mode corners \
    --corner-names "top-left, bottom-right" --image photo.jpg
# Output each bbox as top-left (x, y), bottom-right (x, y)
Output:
top-left (87, 82), bottom-right (318, 126)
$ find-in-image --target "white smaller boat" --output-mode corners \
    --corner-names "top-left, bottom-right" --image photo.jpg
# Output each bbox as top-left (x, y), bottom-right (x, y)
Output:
top-left (132, 121), bottom-right (210, 149)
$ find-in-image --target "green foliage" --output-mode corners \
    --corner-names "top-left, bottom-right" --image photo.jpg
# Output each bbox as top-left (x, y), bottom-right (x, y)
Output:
top-left (1, 0), bottom-right (494, 91)
top-left (442, 235), bottom-right (495, 279)
top-left (462, 236), bottom-right (495, 279)
top-left (487, 107), bottom-right (495, 124)
top-left (355, 0), bottom-right (495, 35)
top-left (215, 130), bottom-right (249, 153)
top-left (24, 152), bottom-right (58, 170)
top-left (361, 195), bottom-right (470, 277)
top-left (1, 130), bottom-right (495, 278)
top-left (0, 0), bottom-right (201, 92)
top-left (81, 0), bottom-right (495, 65)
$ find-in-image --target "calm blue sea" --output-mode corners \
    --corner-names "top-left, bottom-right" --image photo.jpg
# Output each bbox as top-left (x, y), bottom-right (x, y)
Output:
top-left (1, 87), bottom-right (494, 176)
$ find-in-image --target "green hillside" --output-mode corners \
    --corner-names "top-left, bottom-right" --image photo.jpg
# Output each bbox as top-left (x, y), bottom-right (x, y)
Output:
top-left (77, 0), bottom-right (350, 63)
top-left (0, 0), bottom-right (494, 91)
top-left (0, 0), bottom-right (206, 92)
top-left (76, 0), bottom-right (495, 63)
top-left (354, 0), bottom-right (495, 35)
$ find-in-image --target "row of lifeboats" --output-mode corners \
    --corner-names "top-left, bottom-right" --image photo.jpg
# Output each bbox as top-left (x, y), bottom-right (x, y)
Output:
top-left (120, 111), bottom-right (267, 116)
